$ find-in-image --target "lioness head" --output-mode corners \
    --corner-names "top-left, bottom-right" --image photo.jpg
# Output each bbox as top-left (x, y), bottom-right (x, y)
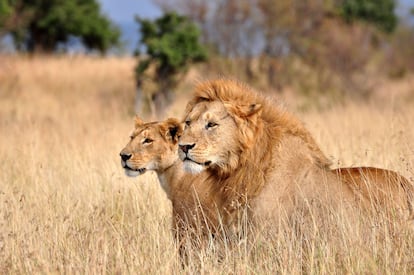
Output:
top-left (178, 79), bottom-right (262, 174)
top-left (120, 116), bottom-right (183, 177)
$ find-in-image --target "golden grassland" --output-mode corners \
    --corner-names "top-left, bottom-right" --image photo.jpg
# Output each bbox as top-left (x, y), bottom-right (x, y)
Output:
top-left (0, 55), bottom-right (413, 273)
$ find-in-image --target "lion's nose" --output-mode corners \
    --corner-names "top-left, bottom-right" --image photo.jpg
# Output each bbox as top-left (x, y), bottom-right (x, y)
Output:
top-left (120, 153), bottom-right (132, 161)
top-left (179, 143), bottom-right (195, 154)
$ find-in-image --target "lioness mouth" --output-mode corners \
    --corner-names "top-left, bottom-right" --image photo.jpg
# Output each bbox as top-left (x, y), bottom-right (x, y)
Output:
top-left (124, 165), bottom-right (146, 174)
top-left (137, 168), bottom-right (146, 174)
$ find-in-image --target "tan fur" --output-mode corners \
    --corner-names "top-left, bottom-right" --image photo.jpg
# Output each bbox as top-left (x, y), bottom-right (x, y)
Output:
top-left (118, 81), bottom-right (414, 263)
top-left (119, 117), bottom-right (240, 254)
top-left (333, 167), bottom-right (414, 219)
top-left (178, 79), bottom-right (413, 231)
top-left (119, 117), bottom-right (183, 184)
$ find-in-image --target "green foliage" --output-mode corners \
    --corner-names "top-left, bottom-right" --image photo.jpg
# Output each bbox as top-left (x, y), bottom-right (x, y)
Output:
top-left (1, 0), bottom-right (120, 53)
top-left (135, 12), bottom-right (208, 80)
top-left (0, 0), bottom-right (14, 26)
top-left (0, 0), bottom-right (12, 17)
top-left (339, 0), bottom-right (397, 33)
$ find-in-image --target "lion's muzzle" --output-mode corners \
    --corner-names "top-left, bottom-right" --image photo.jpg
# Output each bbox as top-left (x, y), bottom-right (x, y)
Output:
top-left (179, 143), bottom-right (195, 154)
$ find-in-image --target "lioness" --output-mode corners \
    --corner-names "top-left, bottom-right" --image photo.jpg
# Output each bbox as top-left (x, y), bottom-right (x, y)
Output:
top-left (178, 79), bottom-right (413, 229)
top-left (119, 117), bottom-right (184, 195)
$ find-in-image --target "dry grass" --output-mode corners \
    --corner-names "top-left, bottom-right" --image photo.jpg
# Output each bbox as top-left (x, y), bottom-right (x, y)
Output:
top-left (0, 55), bottom-right (413, 273)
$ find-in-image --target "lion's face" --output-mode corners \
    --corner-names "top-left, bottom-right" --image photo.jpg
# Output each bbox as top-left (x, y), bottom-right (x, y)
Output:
top-left (120, 117), bottom-right (183, 177)
top-left (178, 100), bottom-right (244, 174)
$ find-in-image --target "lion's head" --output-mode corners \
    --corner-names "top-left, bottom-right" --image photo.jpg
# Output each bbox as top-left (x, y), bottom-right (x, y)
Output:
top-left (178, 79), bottom-right (263, 175)
top-left (120, 117), bottom-right (183, 177)
top-left (178, 79), bottom-right (332, 176)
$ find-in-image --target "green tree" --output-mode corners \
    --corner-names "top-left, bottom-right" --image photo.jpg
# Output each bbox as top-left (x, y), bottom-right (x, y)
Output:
top-left (0, 0), bottom-right (15, 34)
top-left (0, 0), bottom-right (13, 22)
top-left (135, 12), bottom-right (208, 117)
top-left (1, 0), bottom-right (120, 53)
top-left (339, 0), bottom-right (397, 33)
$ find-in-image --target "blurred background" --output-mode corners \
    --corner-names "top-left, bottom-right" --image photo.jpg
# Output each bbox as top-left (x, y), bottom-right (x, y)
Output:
top-left (1, 1), bottom-right (414, 273)
top-left (1, 0), bottom-right (414, 117)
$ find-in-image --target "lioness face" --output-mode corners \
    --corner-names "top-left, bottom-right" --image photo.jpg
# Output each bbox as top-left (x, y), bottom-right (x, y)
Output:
top-left (178, 101), bottom-right (240, 174)
top-left (120, 117), bottom-right (182, 177)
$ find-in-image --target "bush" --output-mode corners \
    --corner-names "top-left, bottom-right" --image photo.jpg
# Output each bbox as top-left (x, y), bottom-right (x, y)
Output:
top-left (1, 0), bottom-right (120, 53)
top-left (135, 12), bottom-right (208, 117)
top-left (339, 0), bottom-right (397, 33)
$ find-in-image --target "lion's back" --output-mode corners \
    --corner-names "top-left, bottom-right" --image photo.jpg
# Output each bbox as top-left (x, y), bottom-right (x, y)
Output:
top-left (250, 134), bottom-right (356, 225)
top-left (333, 167), bottom-right (414, 219)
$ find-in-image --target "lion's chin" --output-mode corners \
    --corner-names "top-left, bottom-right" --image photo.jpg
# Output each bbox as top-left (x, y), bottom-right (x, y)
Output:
top-left (183, 160), bottom-right (205, 174)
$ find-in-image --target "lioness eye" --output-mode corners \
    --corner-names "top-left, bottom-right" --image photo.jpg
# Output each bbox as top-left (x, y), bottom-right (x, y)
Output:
top-left (129, 135), bottom-right (134, 140)
top-left (185, 120), bottom-right (191, 127)
top-left (143, 138), bottom-right (153, 144)
top-left (206, 122), bottom-right (218, 129)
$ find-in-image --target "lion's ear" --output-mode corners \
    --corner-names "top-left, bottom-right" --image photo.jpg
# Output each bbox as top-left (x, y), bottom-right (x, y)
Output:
top-left (134, 115), bottom-right (144, 128)
top-left (164, 118), bottom-right (183, 144)
top-left (224, 102), bottom-right (262, 119)
top-left (245, 103), bottom-right (262, 117)
top-left (224, 103), bottom-right (262, 149)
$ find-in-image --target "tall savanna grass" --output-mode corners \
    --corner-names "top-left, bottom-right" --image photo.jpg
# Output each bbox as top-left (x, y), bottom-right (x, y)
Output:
top-left (0, 55), bottom-right (413, 273)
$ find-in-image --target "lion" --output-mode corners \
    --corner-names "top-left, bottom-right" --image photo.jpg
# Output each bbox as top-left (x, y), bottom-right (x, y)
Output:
top-left (178, 78), bottom-right (414, 231)
top-left (119, 117), bottom-right (184, 194)
top-left (119, 116), bottom-right (242, 256)
top-left (119, 111), bottom-right (413, 260)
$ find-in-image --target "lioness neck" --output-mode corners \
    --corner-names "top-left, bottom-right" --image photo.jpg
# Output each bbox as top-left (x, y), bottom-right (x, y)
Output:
top-left (156, 161), bottom-right (185, 199)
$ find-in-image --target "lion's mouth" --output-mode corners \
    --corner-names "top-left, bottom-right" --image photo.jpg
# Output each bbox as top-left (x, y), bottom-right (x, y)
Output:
top-left (183, 157), bottom-right (211, 167)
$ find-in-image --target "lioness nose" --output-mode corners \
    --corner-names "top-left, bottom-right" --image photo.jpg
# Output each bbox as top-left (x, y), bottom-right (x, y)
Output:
top-left (120, 153), bottom-right (132, 161)
top-left (179, 143), bottom-right (195, 154)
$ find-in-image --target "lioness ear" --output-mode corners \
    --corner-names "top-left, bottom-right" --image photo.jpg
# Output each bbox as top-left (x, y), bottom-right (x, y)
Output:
top-left (134, 115), bottom-right (144, 128)
top-left (164, 118), bottom-right (183, 144)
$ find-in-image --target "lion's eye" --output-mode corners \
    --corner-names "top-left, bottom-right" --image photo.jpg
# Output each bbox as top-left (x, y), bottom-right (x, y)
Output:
top-left (143, 138), bottom-right (153, 144)
top-left (129, 135), bottom-right (134, 140)
top-left (206, 122), bottom-right (218, 129)
top-left (185, 120), bottom-right (191, 127)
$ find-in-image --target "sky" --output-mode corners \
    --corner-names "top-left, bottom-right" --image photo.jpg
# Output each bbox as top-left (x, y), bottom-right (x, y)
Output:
top-left (98, 0), bottom-right (161, 23)
top-left (398, 0), bottom-right (414, 18)
top-left (98, 0), bottom-right (161, 53)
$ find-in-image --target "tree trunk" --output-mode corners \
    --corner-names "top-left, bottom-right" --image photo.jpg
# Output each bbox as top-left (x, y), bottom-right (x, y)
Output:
top-left (152, 88), bottom-right (174, 119)
top-left (134, 79), bottom-right (143, 115)
top-left (28, 26), bottom-right (57, 53)
top-left (147, 74), bottom-right (175, 118)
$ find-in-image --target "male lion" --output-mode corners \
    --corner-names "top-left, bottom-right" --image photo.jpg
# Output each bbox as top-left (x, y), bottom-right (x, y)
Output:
top-left (178, 79), bottom-right (413, 230)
